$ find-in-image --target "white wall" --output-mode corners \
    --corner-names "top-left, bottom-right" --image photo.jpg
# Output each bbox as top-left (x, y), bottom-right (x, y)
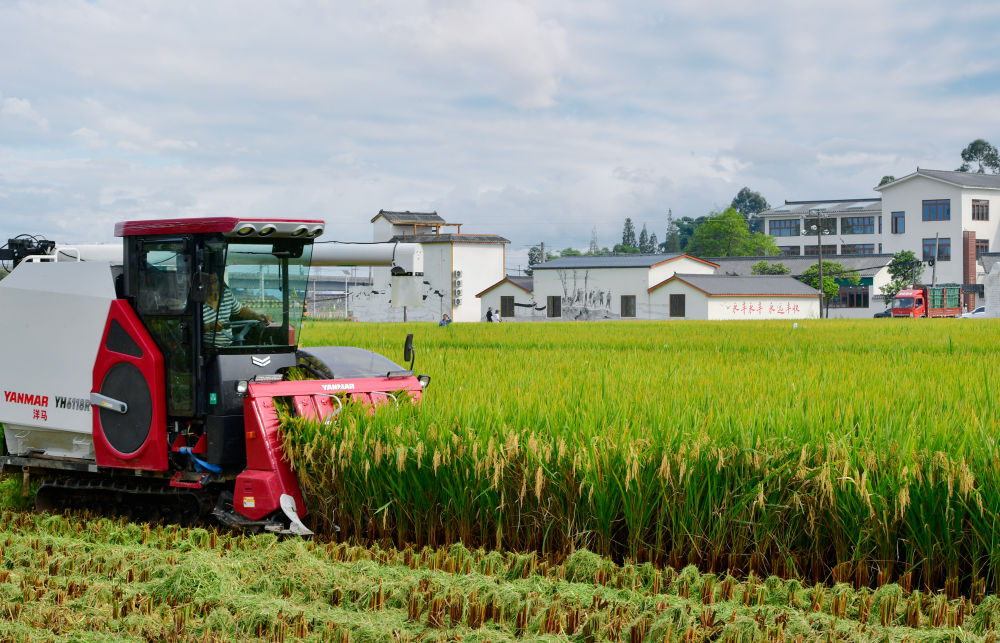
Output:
top-left (349, 241), bottom-right (505, 322)
top-left (880, 177), bottom-right (974, 285)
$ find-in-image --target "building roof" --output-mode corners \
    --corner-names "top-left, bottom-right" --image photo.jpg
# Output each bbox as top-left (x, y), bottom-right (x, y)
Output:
top-left (876, 168), bottom-right (1000, 191)
top-left (371, 210), bottom-right (448, 225)
top-left (759, 198), bottom-right (882, 218)
top-left (475, 275), bottom-right (533, 298)
top-left (650, 273), bottom-right (820, 297)
top-left (532, 253), bottom-right (719, 270)
top-left (389, 233), bottom-right (510, 245)
top-left (710, 254), bottom-right (891, 279)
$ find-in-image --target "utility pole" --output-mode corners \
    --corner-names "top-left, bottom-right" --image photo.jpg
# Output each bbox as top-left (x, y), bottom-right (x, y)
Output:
top-left (932, 233), bottom-right (940, 286)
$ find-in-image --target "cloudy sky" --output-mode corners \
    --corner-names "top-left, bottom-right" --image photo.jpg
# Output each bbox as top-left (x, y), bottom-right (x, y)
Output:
top-left (2, 1), bottom-right (999, 270)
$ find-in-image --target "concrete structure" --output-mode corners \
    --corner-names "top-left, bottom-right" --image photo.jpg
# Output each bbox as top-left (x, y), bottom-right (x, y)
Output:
top-left (349, 211), bottom-right (509, 323)
top-left (648, 274), bottom-right (820, 320)
top-left (527, 254), bottom-right (718, 320)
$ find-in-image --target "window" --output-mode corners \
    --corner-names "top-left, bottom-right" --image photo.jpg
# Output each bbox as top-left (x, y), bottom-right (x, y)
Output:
top-left (805, 217), bottom-right (837, 235)
top-left (922, 237), bottom-right (951, 262)
top-left (804, 244), bottom-right (837, 256)
top-left (922, 199), bottom-right (950, 221)
top-left (778, 246), bottom-right (801, 256)
top-left (500, 296), bottom-right (515, 318)
top-left (546, 296), bottom-right (561, 318)
top-left (891, 211), bottom-right (905, 234)
top-left (878, 216), bottom-right (882, 234)
top-left (976, 239), bottom-right (989, 260)
top-left (620, 295), bottom-right (636, 318)
top-left (669, 294), bottom-right (685, 318)
top-left (829, 285), bottom-right (870, 309)
top-left (840, 244), bottom-right (875, 255)
top-left (769, 219), bottom-right (800, 237)
top-left (841, 216), bottom-right (874, 235)
top-left (973, 199), bottom-right (990, 221)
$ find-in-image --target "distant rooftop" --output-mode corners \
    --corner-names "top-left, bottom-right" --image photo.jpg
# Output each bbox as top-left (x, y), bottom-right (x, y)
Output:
top-left (877, 168), bottom-right (1000, 191)
top-left (371, 210), bottom-right (447, 225)
top-left (761, 199), bottom-right (882, 217)
top-left (533, 253), bottom-right (719, 270)
top-left (711, 254), bottom-right (891, 279)
top-left (389, 233), bottom-right (509, 245)
top-left (651, 273), bottom-right (820, 297)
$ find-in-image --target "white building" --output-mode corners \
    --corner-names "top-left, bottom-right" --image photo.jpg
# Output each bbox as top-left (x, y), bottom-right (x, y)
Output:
top-left (759, 169), bottom-right (1000, 312)
top-left (648, 274), bottom-right (821, 320)
top-left (478, 254), bottom-right (820, 321)
top-left (349, 210), bottom-right (509, 323)
top-left (526, 254), bottom-right (718, 320)
top-left (877, 169), bottom-right (1000, 310)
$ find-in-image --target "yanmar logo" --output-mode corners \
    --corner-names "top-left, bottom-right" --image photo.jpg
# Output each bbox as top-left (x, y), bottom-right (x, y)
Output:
top-left (321, 383), bottom-right (355, 391)
top-left (4, 391), bottom-right (49, 407)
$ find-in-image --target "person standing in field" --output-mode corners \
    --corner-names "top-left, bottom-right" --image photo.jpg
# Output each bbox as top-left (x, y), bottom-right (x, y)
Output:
top-left (486, 307), bottom-right (494, 322)
top-left (439, 314), bottom-right (451, 327)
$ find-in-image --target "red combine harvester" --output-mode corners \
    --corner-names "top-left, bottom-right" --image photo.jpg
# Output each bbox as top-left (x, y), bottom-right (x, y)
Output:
top-left (0, 218), bottom-right (429, 535)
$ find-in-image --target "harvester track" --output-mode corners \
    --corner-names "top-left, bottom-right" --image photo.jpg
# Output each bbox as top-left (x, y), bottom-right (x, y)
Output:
top-left (34, 477), bottom-right (214, 526)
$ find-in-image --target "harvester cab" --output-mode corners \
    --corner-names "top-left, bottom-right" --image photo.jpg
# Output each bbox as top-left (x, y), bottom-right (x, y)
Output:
top-left (0, 217), bottom-right (428, 535)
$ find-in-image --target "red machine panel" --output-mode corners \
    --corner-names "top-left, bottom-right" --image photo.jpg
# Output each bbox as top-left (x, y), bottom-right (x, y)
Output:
top-left (92, 300), bottom-right (168, 470)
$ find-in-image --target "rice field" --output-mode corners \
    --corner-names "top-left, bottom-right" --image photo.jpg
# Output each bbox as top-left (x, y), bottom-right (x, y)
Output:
top-left (2, 509), bottom-right (1000, 642)
top-left (286, 319), bottom-right (1000, 593)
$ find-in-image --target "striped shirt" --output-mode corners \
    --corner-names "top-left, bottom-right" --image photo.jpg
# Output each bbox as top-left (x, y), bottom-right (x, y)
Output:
top-left (203, 288), bottom-right (244, 347)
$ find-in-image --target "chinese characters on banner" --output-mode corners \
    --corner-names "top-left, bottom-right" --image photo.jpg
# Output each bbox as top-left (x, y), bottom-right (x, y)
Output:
top-left (724, 301), bottom-right (801, 316)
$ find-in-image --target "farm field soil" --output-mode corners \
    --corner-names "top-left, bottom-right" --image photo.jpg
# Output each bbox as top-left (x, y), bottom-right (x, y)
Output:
top-left (1, 510), bottom-right (999, 642)
top-left (288, 320), bottom-right (1000, 591)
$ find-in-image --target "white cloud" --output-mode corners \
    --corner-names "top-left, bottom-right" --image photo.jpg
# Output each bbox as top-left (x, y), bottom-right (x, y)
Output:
top-left (0, 95), bottom-right (48, 130)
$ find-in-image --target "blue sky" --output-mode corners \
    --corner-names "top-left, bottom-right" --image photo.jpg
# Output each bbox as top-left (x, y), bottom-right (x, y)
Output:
top-left (2, 0), bottom-right (999, 271)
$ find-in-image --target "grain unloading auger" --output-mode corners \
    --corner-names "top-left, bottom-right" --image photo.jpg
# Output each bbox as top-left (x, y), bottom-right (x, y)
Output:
top-left (0, 218), bottom-right (429, 535)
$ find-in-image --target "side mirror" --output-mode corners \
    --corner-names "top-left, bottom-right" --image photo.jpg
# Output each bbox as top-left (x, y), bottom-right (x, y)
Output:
top-left (403, 333), bottom-right (415, 369)
top-left (190, 271), bottom-right (209, 303)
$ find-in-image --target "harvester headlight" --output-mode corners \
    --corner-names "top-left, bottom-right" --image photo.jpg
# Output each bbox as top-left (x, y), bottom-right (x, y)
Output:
top-left (236, 225), bottom-right (256, 236)
top-left (236, 380), bottom-right (249, 396)
top-left (417, 374), bottom-right (431, 388)
top-left (308, 226), bottom-right (323, 238)
top-left (258, 224), bottom-right (277, 237)
top-left (292, 225), bottom-right (309, 237)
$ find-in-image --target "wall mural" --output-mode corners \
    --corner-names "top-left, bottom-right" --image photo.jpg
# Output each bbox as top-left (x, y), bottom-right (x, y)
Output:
top-left (556, 270), bottom-right (616, 320)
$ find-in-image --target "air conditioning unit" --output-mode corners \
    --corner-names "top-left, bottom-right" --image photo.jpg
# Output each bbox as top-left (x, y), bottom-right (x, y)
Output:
top-left (453, 298), bottom-right (462, 306)
top-left (453, 280), bottom-right (462, 288)
top-left (454, 289), bottom-right (462, 297)
top-left (452, 270), bottom-right (462, 278)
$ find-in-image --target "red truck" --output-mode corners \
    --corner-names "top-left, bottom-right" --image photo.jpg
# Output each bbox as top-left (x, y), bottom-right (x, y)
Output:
top-left (891, 285), bottom-right (962, 318)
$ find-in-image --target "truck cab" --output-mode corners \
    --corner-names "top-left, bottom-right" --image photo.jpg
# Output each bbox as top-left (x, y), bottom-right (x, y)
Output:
top-left (891, 288), bottom-right (925, 317)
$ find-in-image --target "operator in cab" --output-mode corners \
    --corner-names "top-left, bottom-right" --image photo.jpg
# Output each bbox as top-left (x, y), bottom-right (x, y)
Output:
top-left (202, 272), bottom-right (271, 348)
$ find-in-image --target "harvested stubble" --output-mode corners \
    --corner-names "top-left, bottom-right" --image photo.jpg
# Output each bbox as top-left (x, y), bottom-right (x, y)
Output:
top-left (287, 319), bottom-right (1000, 593)
top-left (1, 510), bottom-right (998, 642)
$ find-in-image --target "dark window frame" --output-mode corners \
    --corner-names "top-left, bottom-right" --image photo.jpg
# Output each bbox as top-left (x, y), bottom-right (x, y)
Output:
top-left (973, 199), bottom-right (990, 221)
top-left (841, 216), bottom-right (875, 235)
top-left (669, 294), bottom-right (685, 318)
top-left (840, 243), bottom-right (875, 256)
top-left (803, 244), bottom-right (837, 256)
top-left (891, 211), bottom-right (905, 234)
top-left (976, 239), bottom-right (989, 260)
top-left (546, 296), bottom-right (561, 318)
top-left (922, 199), bottom-right (950, 221)
top-left (620, 295), bottom-right (636, 318)
top-left (769, 219), bottom-right (800, 237)
top-left (500, 296), bottom-right (515, 318)
top-left (922, 237), bottom-right (951, 262)
top-left (778, 246), bottom-right (801, 256)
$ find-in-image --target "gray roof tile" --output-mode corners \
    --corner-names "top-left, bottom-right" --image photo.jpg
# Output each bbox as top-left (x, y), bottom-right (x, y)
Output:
top-left (655, 273), bottom-right (820, 296)
top-left (533, 253), bottom-right (717, 270)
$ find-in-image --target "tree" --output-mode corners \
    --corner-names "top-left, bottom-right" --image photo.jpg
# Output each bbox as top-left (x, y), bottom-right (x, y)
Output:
top-left (799, 261), bottom-right (860, 315)
top-left (559, 247), bottom-right (582, 257)
top-left (663, 209), bottom-right (681, 253)
top-left (648, 232), bottom-right (658, 252)
top-left (879, 250), bottom-right (924, 301)
top-left (751, 261), bottom-right (790, 275)
top-left (731, 187), bottom-right (770, 233)
top-left (622, 218), bottom-right (637, 249)
top-left (612, 243), bottom-right (640, 255)
top-left (639, 224), bottom-right (656, 253)
top-left (957, 139), bottom-right (1000, 174)
top-left (685, 208), bottom-right (779, 257)
top-left (878, 175), bottom-right (895, 186)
